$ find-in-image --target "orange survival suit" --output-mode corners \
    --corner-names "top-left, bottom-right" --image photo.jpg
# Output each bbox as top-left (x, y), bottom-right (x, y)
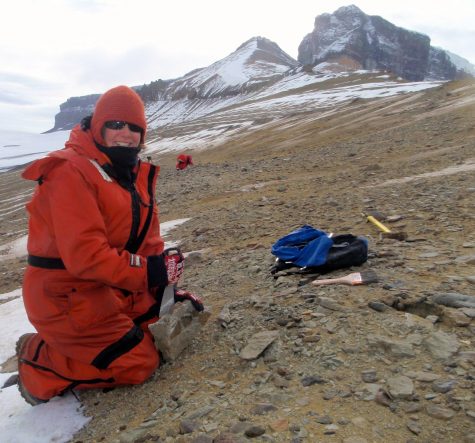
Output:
top-left (176, 154), bottom-right (193, 170)
top-left (19, 125), bottom-right (164, 401)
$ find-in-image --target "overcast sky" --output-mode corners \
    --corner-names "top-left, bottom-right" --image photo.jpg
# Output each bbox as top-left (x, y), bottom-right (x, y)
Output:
top-left (1, 0), bottom-right (474, 134)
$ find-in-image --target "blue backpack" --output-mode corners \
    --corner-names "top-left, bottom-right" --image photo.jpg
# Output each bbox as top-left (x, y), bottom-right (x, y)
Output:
top-left (271, 225), bottom-right (368, 274)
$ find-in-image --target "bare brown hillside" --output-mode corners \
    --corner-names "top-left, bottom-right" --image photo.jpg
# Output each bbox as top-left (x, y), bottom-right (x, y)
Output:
top-left (1, 78), bottom-right (475, 443)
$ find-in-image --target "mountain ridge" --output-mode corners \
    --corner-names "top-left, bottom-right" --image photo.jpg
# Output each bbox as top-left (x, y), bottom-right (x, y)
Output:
top-left (48, 5), bottom-right (474, 133)
top-left (298, 5), bottom-right (462, 81)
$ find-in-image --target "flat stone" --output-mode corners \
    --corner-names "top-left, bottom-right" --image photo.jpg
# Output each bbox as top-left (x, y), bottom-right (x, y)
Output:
top-left (406, 420), bottom-right (422, 435)
top-left (356, 383), bottom-right (382, 401)
top-left (419, 252), bottom-right (440, 258)
top-left (324, 424), bottom-right (339, 434)
top-left (426, 404), bottom-right (456, 420)
top-left (217, 305), bottom-right (232, 325)
top-left (239, 330), bottom-right (279, 360)
top-left (315, 415), bottom-right (332, 424)
top-left (442, 307), bottom-right (472, 326)
top-left (405, 371), bottom-right (440, 382)
top-left (317, 297), bottom-right (346, 311)
top-left (179, 419), bottom-right (199, 434)
top-left (186, 405), bottom-right (215, 420)
top-left (368, 301), bottom-right (390, 312)
top-left (458, 351), bottom-right (475, 364)
top-left (1, 355), bottom-right (18, 373)
top-left (455, 254), bottom-right (475, 264)
top-left (423, 331), bottom-right (459, 360)
top-left (361, 369), bottom-right (378, 383)
top-left (432, 379), bottom-right (457, 393)
top-left (301, 375), bottom-right (325, 386)
top-left (401, 402), bottom-right (423, 413)
top-left (461, 308), bottom-right (475, 318)
top-left (229, 421), bottom-right (253, 433)
top-left (387, 375), bottom-right (414, 399)
top-left (118, 427), bottom-right (150, 443)
top-left (244, 425), bottom-right (265, 438)
top-left (367, 334), bottom-right (416, 358)
top-left (250, 403), bottom-right (277, 415)
top-left (269, 418), bottom-right (289, 432)
top-left (351, 417), bottom-right (369, 429)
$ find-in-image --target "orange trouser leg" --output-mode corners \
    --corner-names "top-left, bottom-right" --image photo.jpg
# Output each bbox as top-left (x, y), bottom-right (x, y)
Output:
top-left (19, 332), bottom-right (159, 401)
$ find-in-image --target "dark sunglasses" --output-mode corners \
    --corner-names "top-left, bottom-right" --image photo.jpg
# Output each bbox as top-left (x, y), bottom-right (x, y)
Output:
top-left (104, 120), bottom-right (143, 133)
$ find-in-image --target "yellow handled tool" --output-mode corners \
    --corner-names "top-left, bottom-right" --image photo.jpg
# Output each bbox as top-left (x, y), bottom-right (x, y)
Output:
top-left (366, 215), bottom-right (391, 233)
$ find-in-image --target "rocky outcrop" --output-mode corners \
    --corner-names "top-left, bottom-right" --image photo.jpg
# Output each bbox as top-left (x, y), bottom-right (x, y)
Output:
top-left (46, 94), bottom-right (99, 132)
top-left (445, 50), bottom-right (475, 76)
top-left (298, 4), bottom-right (460, 82)
top-left (427, 47), bottom-right (458, 80)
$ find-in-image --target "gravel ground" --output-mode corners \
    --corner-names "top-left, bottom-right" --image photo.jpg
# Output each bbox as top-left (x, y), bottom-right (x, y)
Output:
top-left (1, 78), bottom-right (474, 443)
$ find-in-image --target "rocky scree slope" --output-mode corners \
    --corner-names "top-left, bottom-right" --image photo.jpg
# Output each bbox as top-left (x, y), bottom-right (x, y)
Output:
top-left (0, 79), bottom-right (473, 442)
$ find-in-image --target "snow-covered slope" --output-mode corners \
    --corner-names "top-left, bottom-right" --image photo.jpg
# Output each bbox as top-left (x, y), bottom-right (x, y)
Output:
top-left (164, 37), bottom-right (298, 100)
top-left (144, 71), bottom-right (442, 154)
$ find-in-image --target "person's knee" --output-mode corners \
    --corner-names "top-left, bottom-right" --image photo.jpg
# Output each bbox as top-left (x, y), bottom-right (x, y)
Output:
top-left (112, 337), bottom-right (159, 384)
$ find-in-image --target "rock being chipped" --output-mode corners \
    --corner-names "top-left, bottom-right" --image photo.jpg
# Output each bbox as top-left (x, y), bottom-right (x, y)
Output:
top-left (239, 330), bottom-right (280, 360)
top-left (149, 300), bottom-right (211, 361)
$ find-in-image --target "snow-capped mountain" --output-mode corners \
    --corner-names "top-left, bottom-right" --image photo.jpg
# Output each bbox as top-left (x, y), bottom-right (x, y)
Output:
top-left (163, 37), bottom-right (298, 100)
top-left (50, 37), bottom-right (298, 132)
top-left (48, 5), bottom-right (472, 134)
top-left (298, 5), bottom-right (462, 82)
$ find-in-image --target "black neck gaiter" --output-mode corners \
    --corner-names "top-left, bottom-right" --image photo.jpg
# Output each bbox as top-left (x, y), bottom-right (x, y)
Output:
top-left (99, 146), bottom-right (140, 168)
top-left (97, 145), bottom-right (140, 186)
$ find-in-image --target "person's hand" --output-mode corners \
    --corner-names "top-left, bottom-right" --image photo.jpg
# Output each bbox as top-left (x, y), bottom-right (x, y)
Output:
top-left (164, 247), bottom-right (184, 284)
top-left (174, 288), bottom-right (204, 312)
top-left (147, 255), bottom-right (167, 290)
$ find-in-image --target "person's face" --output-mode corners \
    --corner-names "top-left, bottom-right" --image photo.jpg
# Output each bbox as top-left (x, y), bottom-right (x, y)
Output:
top-left (102, 121), bottom-right (142, 148)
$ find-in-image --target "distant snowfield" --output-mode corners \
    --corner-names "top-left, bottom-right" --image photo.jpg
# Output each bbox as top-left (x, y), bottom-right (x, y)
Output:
top-left (0, 130), bottom-right (70, 172)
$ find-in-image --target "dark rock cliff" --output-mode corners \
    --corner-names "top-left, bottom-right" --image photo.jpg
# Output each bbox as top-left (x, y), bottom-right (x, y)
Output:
top-left (297, 5), bottom-right (458, 82)
top-left (46, 94), bottom-right (99, 132)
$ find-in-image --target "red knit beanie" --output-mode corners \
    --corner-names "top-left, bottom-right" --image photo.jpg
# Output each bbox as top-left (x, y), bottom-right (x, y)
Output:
top-left (91, 85), bottom-right (147, 146)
